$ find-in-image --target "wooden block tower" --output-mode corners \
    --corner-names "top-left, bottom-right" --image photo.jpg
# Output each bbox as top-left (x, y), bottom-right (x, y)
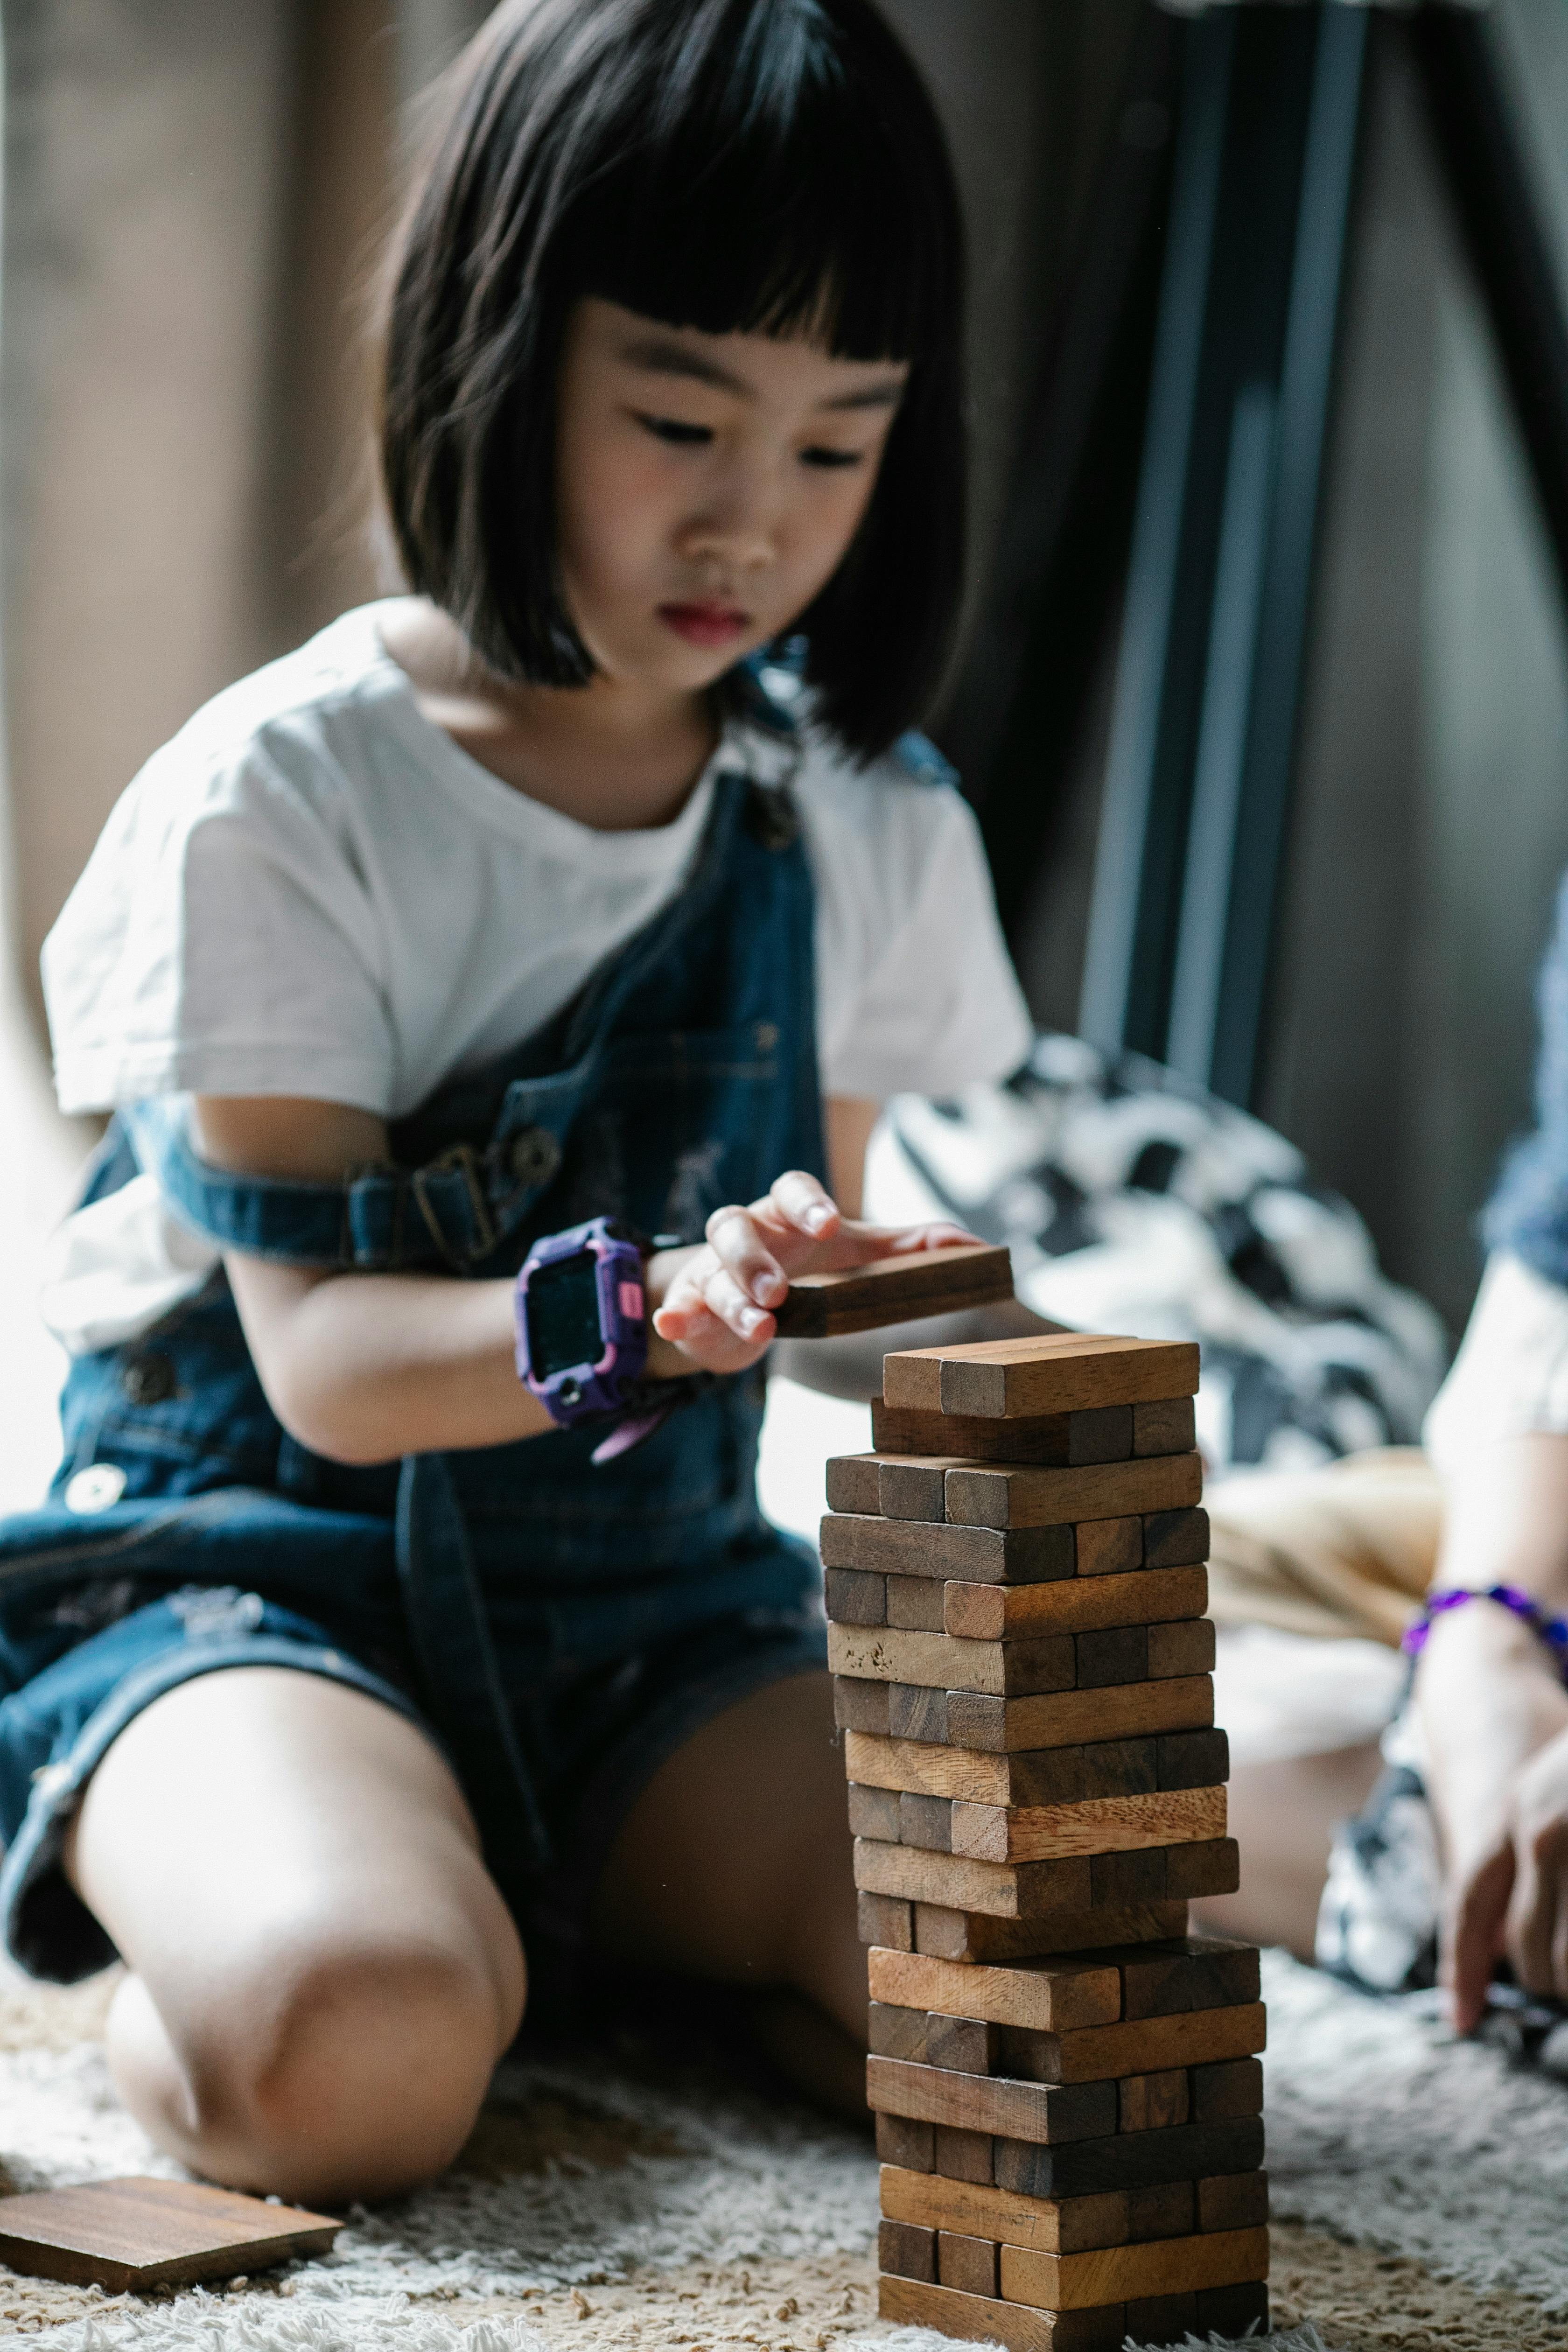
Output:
top-left (824, 1334), bottom-right (1267, 2352)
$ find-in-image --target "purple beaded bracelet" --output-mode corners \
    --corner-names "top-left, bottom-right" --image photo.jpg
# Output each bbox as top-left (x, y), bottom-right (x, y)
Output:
top-left (1402, 1583), bottom-right (1568, 1677)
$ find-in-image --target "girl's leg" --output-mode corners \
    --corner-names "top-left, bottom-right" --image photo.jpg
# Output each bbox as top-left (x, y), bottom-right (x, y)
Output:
top-left (63, 1666), bottom-right (525, 2207)
top-left (590, 1669), bottom-right (867, 2111)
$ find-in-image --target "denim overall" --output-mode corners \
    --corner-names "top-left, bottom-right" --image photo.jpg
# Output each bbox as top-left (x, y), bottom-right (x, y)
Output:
top-left (0, 732), bottom-right (831, 1982)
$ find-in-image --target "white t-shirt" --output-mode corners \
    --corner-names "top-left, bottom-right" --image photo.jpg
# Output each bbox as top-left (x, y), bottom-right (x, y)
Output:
top-left (40, 602), bottom-right (1032, 1351)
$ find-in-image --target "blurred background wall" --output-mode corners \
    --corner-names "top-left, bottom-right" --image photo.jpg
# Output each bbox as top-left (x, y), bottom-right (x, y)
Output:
top-left (2, 0), bottom-right (1567, 1506)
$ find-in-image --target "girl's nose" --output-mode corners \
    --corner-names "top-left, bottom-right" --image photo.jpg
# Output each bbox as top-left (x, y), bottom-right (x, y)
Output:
top-left (676, 486), bottom-right (777, 574)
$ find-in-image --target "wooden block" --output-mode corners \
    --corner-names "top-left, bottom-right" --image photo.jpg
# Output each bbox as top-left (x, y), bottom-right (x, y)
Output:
top-left (871, 1397), bottom-right (1133, 1468)
top-left (884, 1335), bottom-right (1199, 1419)
top-left (899, 1790), bottom-right (954, 1850)
top-left (877, 2111), bottom-right (936, 2171)
top-left (824, 1566), bottom-right (885, 1625)
top-left (935, 2125), bottom-right (996, 2183)
top-left (825, 1454), bottom-right (882, 1513)
top-left (1126, 2182), bottom-right (1196, 2241)
top-left (868, 2000), bottom-right (930, 2063)
top-left (880, 1456), bottom-right (961, 1521)
top-left (1075, 1518), bottom-right (1143, 1576)
top-left (886, 1575), bottom-right (948, 1632)
top-left (0, 2178), bottom-right (340, 2294)
top-left (821, 1513), bottom-right (1077, 1585)
top-left (879, 2216), bottom-right (937, 2281)
top-left (1142, 1506), bottom-right (1209, 1569)
top-left (867, 1946), bottom-right (1123, 2035)
top-left (944, 1675), bottom-right (1214, 1755)
top-left (1125, 2290), bottom-right (1197, 2341)
top-left (1132, 1397), bottom-right (1197, 1457)
top-left (887, 1682), bottom-right (951, 1743)
top-left (1197, 2171), bottom-right (1269, 2232)
top-left (878, 2273), bottom-right (1127, 2352)
top-left (950, 1785), bottom-right (1227, 1865)
top-left (1118, 1936), bottom-right (1261, 2020)
top-left (992, 2116), bottom-right (1265, 2202)
top-left (1000, 2226), bottom-right (1270, 2313)
top-left (1198, 2282), bottom-right (1271, 2337)
top-left (944, 1564), bottom-right (1208, 1642)
top-left (938, 2230), bottom-right (999, 2297)
top-left (946, 1453), bottom-right (1202, 1532)
top-left (1162, 1837), bottom-right (1240, 1901)
top-left (995, 2002), bottom-right (1267, 2088)
top-left (868, 2054), bottom-right (1117, 2145)
top-left (854, 1835), bottom-right (1092, 1920)
top-left (1072, 1626), bottom-right (1148, 1688)
top-left (826, 1622), bottom-right (1075, 1699)
top-left (1157, 1727), bottom-right (1230, 1791)
top-left (1118, 2070), bottom-right (1190, 2132)
top-left (1147, 1618), bottom-right (1216, 1679)
top-left (845, 1730), bottom-right (1013, 1805)
top-left (926, 2013), bottom-right (999, 2075)
top-left (1190, 2058), bottom-right (1264, 2121)
top-left (833, 1677), bottom-right (889, 1735)
top-left (773, 1240), bottom-right (1012, 1337)
top-left (857, 1889), bottom-right (913, 1949)
top-left (1089, 1846), bottom-right (1167, 1907)
top-left (881, 2164), bottom-right (1134, 2257)
top-left (914, 1902), bottom-right (1190, 1965)
top-left (847, 1782), bottom-right (904, 1841)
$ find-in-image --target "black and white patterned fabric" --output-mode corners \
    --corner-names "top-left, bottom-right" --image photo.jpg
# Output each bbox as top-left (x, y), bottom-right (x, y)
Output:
top-left (865, 1031), bottom-right (1449, 1477)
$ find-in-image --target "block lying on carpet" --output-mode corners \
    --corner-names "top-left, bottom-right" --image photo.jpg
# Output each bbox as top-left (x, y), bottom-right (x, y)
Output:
top-left (0, 2176), bottom-right (340, 2291)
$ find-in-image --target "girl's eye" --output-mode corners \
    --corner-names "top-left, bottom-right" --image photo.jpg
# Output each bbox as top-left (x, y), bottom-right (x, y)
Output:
top-left (800, 445), bottom-right (867, 471)
top-left (637, 414), bottom-right (713, 447)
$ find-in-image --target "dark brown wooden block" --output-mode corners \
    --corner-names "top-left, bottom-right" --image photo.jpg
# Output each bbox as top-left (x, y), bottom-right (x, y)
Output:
top-left (1089, 1847), bottom-right (1169, 1907)
top-left (942, 1674), bottom-right (1214, 1755)
top-left (1073, 1626), bottom-right (1148, 1687)
top-left (854, 1834), bottom-right (1092, 1920)
top-left (1123, 2291), bottom-right (1198, 2340)
top-left (899, 1790), bottom-right (954, 1851)
top-left (879, 2216), bottom-right (937, 2282)
top-left (913, 1900), bottom-right (1190, 1965)
top-left (944, 1563), bottom-right (1207, 1643)
top-left (1190, 2058), bottom-right (1264, 2122)
top-left (0, 2178), bottom-right (340, 2294)
top-left (1118, 2070), bottom-right (1190, 2132)
top-left (946, 1453), bottom-right (1201, 1532)
top-left (876, 2111), bottom-right (936, 2171)
top-left (1197, 2282), bottom-right (1271, 2336)
top-left (1132, 1397), bottom-right (1197, 1458)
top-left (857, 1888), bottom-right (913, 1950)
top-left (884, 1335), bottom-right (1199, 1419)
top-left (847, 1782), bottom-right (903, 1841)
top-left (925, 2013), bottom-right (999, 2075)
top-left (880, 1456), bottom-right (956, 1521)
top-left (1197, 2171), bottom-right (1269, 2232)
top-left (887, 1682), bottom-right (950, 1743)
top-left (1162, 1837), bottom-right (1240, 1901)
top-left (1147, 1617), bottom-right (1217, 1679)
top-left (774, 1242), bottom-right (1012, 1339)
top-left (869, 2000), bottom-right (930, 2062)
top-left (878, 2273), bottom-right (1127, 2352)
top-left (938, 2229), bottom-right (999, 2298)
top-left (1126, 2181), bottom-right (1196, 2241)
top-left (1075, 1517), bottom-right (1143, 1575)
top-left (992, 2003), bottom-right (1267, 2088)
top-left (934, 2125), bottom-right (995, 2184)
top-left (1157, 1727), bottom-right (1230, 1791)
top-left (1118, 1937), bottom-right (1261, 2021)
top-left (821, 1513), bottom-right (1077, 1585)
top-left (1142, 1506), bottom-right (1210, 1568)
top-left (868, 2053), bottom-right (1118, 2144)
top-left (992, 2115), bottom-right (1265, 2201)
top-left (886, 1575), bottom-right (948, 1631)
top-left (826, 1622), bottom-right (1076, 1698)
top-left (825, 1454), bottom-right (882, 1514)
top-left (824, 1566), bottom-right (885, 1625)
top-left (871, 1396), bottom-right (1133, 1468)
top-left (833, 1676), bottom-right (889, 1735)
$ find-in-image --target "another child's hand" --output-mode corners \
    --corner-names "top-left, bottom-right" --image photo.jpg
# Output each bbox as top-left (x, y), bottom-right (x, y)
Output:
top-left (648, 1168), bottom-right (974, 1375)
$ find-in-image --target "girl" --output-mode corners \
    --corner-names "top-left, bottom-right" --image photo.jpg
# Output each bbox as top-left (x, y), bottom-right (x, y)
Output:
top-left (0, 0), bottom-right (1032, 2207)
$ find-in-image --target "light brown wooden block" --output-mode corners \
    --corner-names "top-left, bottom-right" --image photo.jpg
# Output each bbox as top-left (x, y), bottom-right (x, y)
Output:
top-left (999, 2003), bottom-right (1267, 2087)
top-left (871, 1396), bottom-right (1133, 1468)
top-left (868, 1947), bottom-right (1122, 2034)
top-left (879, 2273), bottom-right (1124, 2352)
top-left (826, 1622), bottom-right (1075, 1698)
top-left (938, 2229), bottom-right (1000, 2297)
top-left (1147, 1617), bottom-right (1217, 1679)
top-left (0, 2177), bottom-right (340, 2294)
top-left (867, 2054), bottom-right (1117, 2143)
top-left (1000, 2225), bottom-right (1270, 2313)
top-left (821, 1513), bottom-right (1077, 1585)
top-left (881, 2164), bottom-right (1132, 2256)
top-left (846, 1729), bottom-right (1015, 1805)
top-left (885, 1575), bottom-right (948, 1632)
top-left (912, 1901), bottom-right (1191, 1965)
top-left (825, 1454), bottom-right (882, 1514)
top-left (857, 1888), bottom-right (912, 1949)
top-left (1075, 1518), bottom-right (1143, 1575)
top-left (950, 1785), bottom-right (1227, 1864)
top-left (1132, 1396), bottom-right (1197, 1457)
top-left (883, 1334), bottom-right (1199, 1418)
top-left (1198, 2172), bottom-right (1270, 2232)
top-left (945, 1674), bottom-right (1214, 1755)
top-left (854, 1835), bottom-right (1092, 1920)
top-left (946, 1453), bottom-right (1202, 1532)
top-left (943, 1563), bottom-right (1208, 1642)
top-left (1118, 2069), bottom-right (1189, 2131)
top-left (774, 1241), bottom-right (1012, 1337)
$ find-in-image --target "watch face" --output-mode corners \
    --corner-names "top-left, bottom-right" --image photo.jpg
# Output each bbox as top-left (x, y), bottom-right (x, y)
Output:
top-left (525, 1250), bottom-right (604, 1379)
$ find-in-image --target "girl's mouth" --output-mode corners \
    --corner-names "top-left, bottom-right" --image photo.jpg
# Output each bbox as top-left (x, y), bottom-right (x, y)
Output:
top-left (658, 601), bottom-right (752, 648)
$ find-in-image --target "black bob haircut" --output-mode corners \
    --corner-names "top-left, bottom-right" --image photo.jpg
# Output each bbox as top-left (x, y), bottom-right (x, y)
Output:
top-left (379, 0), bottom-right (966, 762)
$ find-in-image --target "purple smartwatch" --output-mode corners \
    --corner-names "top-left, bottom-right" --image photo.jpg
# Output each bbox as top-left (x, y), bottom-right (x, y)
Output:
top-left (516, 1216), bottom-right (700, 1464)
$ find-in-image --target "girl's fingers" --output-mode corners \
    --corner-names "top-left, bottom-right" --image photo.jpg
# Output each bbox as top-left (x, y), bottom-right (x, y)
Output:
top-left (1445, 1843), bottom-right (1513, 2033)
top-left (705, 1204), bottom-right (789, 1307)
top-left (699, 1254), bottom-right (776, 1340)
top-left (1511, 1825), bottom-right (1568, 1997)
top-left (768, 1169), bottom-right (839, 1238)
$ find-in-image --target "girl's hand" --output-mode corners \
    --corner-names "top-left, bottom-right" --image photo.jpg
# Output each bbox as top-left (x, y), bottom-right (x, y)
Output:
top-left (648, 1168), bottom-right (974, 1375)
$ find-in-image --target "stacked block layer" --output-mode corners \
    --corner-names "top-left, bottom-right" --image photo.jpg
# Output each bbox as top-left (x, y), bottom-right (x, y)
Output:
top-left (826, 1335), bottom-right (1267, 2352)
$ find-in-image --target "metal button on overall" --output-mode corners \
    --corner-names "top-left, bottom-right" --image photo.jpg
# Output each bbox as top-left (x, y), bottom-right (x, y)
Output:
top-left (510, 1127), bottom-right (561, 1187)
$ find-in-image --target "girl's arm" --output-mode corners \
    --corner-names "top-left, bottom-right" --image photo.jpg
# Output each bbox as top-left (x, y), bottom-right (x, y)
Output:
top-left (196, 1093), bottom-right (966, 1465)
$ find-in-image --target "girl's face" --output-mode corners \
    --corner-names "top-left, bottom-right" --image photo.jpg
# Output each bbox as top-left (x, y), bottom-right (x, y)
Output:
top-left (555, 297), bottom-right (909, 698)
